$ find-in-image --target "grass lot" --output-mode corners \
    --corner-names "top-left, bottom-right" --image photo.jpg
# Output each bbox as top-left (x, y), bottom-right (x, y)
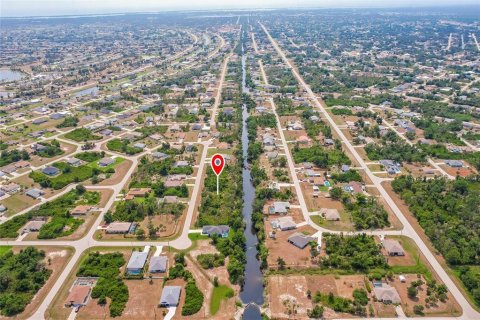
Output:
top-left (188, 233), bottom-right (209, 241)
top-left (64, 128), bottom-right (102, 142)
top-left (0, 246), bottom-right (12, 256)
top-left (210, 285), bottom-right (234, 315)
top-left (87, 156), bottom-right (124, 171)
top-left (310, 211), bottom-right (355, 231)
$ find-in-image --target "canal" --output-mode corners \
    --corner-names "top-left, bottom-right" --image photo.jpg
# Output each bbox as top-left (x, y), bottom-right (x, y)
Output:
top-left (239, 42), bottom-right (264, 319)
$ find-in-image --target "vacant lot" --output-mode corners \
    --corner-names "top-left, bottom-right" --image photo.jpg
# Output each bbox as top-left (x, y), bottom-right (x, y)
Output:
top-left (264, 223), bottom-right (317, 268)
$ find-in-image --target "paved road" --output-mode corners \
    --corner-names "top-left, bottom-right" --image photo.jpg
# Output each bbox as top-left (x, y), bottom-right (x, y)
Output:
top-left (260, 22), bottom-right (480, 320)
top-left (210, 53), bottom-right (231, 128)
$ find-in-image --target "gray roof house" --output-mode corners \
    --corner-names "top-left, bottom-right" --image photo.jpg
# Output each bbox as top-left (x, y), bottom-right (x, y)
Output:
top-left (98, 157), bottom-right (115, 167)
top-left (126, 251), bottom-right (148, 275)
top-left (373, 284), bottom-right (401, 304)
top-left (159, 286), bottom-right (181, 307)
top-left (148, 256), bottom-right (168, 273)
top-left (26, 188), bottom-right (45, 199)
top-left (42, 166), bottom-right (60, 176)
top-left (202, 225), bottom-right (230, 238)
top-left (445, 160), bottom-right (463, 168)
top-left (269, 201), bottom-right (290, 214)
top-left (288, 233), bottom-right (315, 249)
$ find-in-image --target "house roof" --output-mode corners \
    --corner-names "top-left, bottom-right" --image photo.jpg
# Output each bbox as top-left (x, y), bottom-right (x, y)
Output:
top-left (42, 166), bottom-right (59, 175)
top-left (148, 256), bottom-right (168, 272)
top-left (26, 188), bottom-right (44, 199)
top-left (273, 201), bottom-right (290, 213)
top-left (107, 222), bottom-right (132, 233)
top-left (159, 286), bottom-right (181, 306)
top-left (202, 225), bottom-right (230, 236)
top-left (126, 251), bottom-right (148, 270)
top-left (288, 233), bottom-right (315, 249)
top-left (373, 285), bottom-right (401, 303)
top-left (383, 239), bottom-right (405, 255)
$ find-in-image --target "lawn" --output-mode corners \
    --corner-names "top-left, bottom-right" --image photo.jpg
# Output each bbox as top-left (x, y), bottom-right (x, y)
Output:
top-left (87, 156), bottom-right (124, 171)
top-left (0, 246), bottom-right (12, 256)
top-left (210, 285), bottom-right (234, 315)
top-left (64, 128), bottom-right (102, 142)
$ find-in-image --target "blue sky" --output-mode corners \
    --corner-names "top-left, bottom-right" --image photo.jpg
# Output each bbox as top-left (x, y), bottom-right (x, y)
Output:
top-left (1, 0), bottom-right (478, 17)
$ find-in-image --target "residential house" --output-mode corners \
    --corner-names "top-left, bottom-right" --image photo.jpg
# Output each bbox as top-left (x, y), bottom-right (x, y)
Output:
top-left (202, 225), bottom-right (230, 238)
top-left (106, 222), bottom-right (132, 234)
top-left (148, 256), bottom-right (168, 273)
top-left (373, 284), bottom-right (401, 304)
top-left (288, 233), bottom-right (315, 249)
top-left (126, 251), bottom-right (148, 275)
top-left (159, 286), bottom-right (181, 307)
top-left (382, 239), bottom-right (405, 256)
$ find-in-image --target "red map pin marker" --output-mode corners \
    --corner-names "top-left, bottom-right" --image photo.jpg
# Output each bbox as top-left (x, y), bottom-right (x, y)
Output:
top-left (211, 154), bottom-right (225, 176)
top-left (211, 154), bottom-right (225, 194)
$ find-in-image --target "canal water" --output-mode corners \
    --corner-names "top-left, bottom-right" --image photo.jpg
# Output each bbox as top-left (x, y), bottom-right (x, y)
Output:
top-left (0, 69), bottom-right (26, 83)
top-left (239, 44), bottom-right (264, 319)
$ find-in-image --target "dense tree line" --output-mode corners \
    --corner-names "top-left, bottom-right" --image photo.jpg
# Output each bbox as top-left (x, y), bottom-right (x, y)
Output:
top-left (0, 247), bottom-right (51, 316)
top-left (392, 175), bottom-right (480, 306)
top-left (77, 252), bottom-right (129, 317)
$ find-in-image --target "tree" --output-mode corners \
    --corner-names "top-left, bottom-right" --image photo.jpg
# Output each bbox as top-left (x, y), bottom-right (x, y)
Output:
top-left (308, 304), bottom-right (324, 319)
top-left (75, 184), bottom-right (86, 194)
top-left (135, 228), bottom-right (145, 240)
top-left (413, 304), bottom-right (424, 315)
top-left (277, 257), bottom-right (286, 270)
top-left (408, 285), bottom-right (417, 299)
top-left (330, 187), bottom-right (343, 200)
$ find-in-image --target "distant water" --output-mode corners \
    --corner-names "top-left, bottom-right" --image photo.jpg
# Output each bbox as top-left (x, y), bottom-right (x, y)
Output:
top-left (0, 69), bottom-right (25, 83)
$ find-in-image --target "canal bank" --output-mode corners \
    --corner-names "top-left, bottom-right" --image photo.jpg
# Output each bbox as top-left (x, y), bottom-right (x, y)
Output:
top-left (239, 40), bottom-right (264, 319)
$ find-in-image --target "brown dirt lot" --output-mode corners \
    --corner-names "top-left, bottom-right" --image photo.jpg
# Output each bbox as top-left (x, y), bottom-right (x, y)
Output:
top-left (268, 274), bottom-right (369, 319)
top-left (0, 246), bottom-right (73, 320)
top-left (390, 274), bottom-right (460, 316)
top-left (264, 223), bottom-right (317, 268)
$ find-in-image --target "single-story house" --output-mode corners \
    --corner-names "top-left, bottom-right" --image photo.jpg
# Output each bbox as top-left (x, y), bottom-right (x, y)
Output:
top-left (98, 157), bottom-right (115, 167)
top-left (373, 284), bottom-right (401, 304)
top-left (151, 152), bottom-right (170, 160)
top-left (202, 225), bottom-right (230, 238)
top-left (320, 208), bottom-right (340, 221)
top-left (71, 205), bottom-right (93, 216)
top-left (268, 201), bottom-right (290, 214)
top-left (445, 160), bottom-right (464, 168)
top-left (159, 286), bottom-right (181, 307)
top-left (382, 239), bottom-right (405, 256)
top-left (23, 220), bottom-right (46, 233)
top-left (65, 285), bottom-right (92, 307)
top-left (148, 256), bottom-right (168, 273)
top-left (271, 216), bottom-right (296, 231)
top-left (42, 166), bottom-right (60, 176)
top-left (106, 222), bottom-right (132, 234)
top-left (288, 233), bottom-right (315, 249)
top-left (125, 188), bottom-right (151, 200)
top-left (26, 188), bottom-right (45, 199)
top-left (126, 251), bottom-right (148, 275)
top-left (0, 183), bottom-right (20, 194)
top-left (67, 158), bottom-right (82, 167)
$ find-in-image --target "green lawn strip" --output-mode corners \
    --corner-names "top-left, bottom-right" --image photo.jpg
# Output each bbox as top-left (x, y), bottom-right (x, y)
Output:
top-left (0, 246), bottom-right (12, 256)
top-left (210, 285), bottom-right (234, 315)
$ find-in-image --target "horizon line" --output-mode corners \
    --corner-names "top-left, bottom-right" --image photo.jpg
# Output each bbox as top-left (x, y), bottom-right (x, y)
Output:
top-left (2, 3), bottom-right (479, 19)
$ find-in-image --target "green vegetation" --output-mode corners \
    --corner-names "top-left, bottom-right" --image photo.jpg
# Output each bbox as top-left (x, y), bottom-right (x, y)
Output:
top-left (419, 143), bottom-right (480, 170)
top-left (0, 247), bottom-right (51, 316)
top-left (413, 118), bottom-right (465, 146)
top-left (210, 285), bottom-right (234, 315)
top-left (29, 151), bottom-right (111, 189)
top-left (56, 116), bottom-right (79, 128)
top-left (312, 289), bottom-right (368, 316)
top-left (106, 139), bottom-right (143, 155)
top-left (292, 145), bottom-right (350, 168)
top-left (0, 149), bottom-right (29, 167)
top-left (110, 198), bottom-right (185, 222)
top-left (77, 252), bottom-right (129, 317)
top-left (0, 188), bottom-right (98, 239)
top-left (392, 175), bottom-right (480, 306)
top-left (197, 253), bottom-right (225, 269)
top-left (365, 141), bottom-right (426, 163)
top-left (320, 234), bottom-right (387, 272)
top-left (34, 140), bottom-right (64, 158)
top-left (168, 253), bottom-right (204, 316)
top-left (64, 128), bottom-right (102, 142)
